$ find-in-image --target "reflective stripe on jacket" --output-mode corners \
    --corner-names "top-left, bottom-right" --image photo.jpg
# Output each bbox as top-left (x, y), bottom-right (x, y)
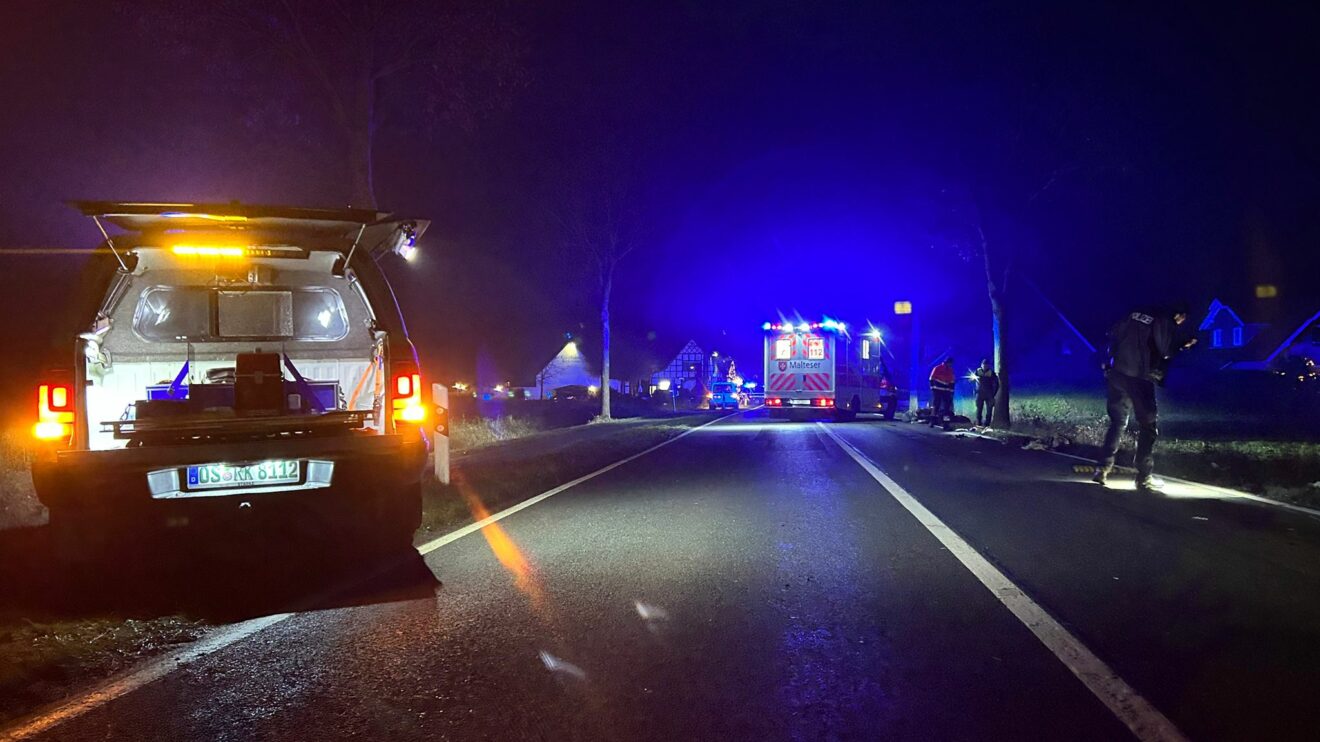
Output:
top-left (929, 364), bottom-right (955, 391)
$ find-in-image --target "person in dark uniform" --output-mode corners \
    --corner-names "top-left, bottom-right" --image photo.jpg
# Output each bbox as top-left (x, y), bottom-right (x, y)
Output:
top-left (973, 358), bottom-right (999, 427)
top-left (1093, 304), bottom-right (1194, 491)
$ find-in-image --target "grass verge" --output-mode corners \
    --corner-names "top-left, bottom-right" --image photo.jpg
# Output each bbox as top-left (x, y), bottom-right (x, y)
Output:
top-left (986, 392), bottom-right (1320, 509)
top-left (449, 416), bottom-right (543, 451)
top-left (1, 431), bottom-right (45, 530)
top-left (0, 615), bottom-right (206, 723)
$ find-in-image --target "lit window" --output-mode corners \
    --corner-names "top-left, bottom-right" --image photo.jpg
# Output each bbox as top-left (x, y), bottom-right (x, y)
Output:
top-left (1212, 329), bottom-right (1223, 348)
top-left (1232, 327), bottom-right (1243, 346)
top-left (861, 340), bottom-right (871, 360)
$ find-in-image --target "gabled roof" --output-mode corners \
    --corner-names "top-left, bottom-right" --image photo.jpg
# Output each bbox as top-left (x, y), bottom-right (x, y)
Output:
top-left (670, 340), bottom-right (703, 359)
top-left (1261, 309), bottom-right (1320, 365)
top-left (1198, 298), bottom-right (1245, 331)
top-left (511, 337), bottom-right (597, 386)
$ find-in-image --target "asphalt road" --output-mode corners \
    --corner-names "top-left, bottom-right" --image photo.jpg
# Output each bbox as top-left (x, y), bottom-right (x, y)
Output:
top-left (16, 411), bottom-right (1320, 741)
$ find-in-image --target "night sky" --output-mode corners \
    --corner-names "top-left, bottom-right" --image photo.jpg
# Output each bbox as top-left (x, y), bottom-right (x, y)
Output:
top-left (3, 0), bottom-right (1319, 390)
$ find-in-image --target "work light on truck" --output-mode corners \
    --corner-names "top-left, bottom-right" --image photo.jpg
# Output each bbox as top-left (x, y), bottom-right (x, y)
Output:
top-left (34, 383), bottom-right (74, 442)
top-left (171, 245), bottom-right (246, 257)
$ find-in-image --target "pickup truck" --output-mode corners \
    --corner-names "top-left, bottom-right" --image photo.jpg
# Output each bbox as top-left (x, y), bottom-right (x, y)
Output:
top-left (30, 202), bottom-right (432, 564)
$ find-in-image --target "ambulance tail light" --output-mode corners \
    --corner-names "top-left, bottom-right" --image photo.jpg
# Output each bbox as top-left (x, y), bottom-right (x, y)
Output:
top-left (812, 398), bottom-right (834, 408)
top-left (34, 383), bottom-right (75, 443)
top-left (767, 397), bottom-right (783, 407)
top-left (390, 364), bottom-right (426, 426)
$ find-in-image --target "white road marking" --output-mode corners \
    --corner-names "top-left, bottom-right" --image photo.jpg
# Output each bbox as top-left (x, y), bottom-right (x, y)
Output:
top-left (2, 410), bottom-right (745, 741)
top-left (417, 409), bottom-right (747, 555)
top-left (819, 423), bottom-right (1188, 742)
top-left (0, 613), bottom-right (291, 742)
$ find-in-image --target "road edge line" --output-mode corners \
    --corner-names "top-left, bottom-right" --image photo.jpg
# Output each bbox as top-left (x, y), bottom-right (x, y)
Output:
top-left (818, 423), bottom-right (1188, 742)
top-left (0, 612), bottom-right (291, 742)
top-left (3, 410), bottom-right (744, 741)
top-left (418, 409), bottom-right (746, 555)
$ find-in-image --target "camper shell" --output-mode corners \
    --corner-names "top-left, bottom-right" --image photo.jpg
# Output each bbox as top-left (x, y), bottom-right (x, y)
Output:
top-left (30, 202), bottom-right (432, 558)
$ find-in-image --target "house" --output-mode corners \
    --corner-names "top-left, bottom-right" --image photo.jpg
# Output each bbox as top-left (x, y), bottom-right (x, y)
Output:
top-left (1226, 309), bottom-right (1320, 371)
top-left (650, 339), bottom-right (708, 393)
top-left (514, 340), bottom-right (601, 400)
top-left (1197, 298), bottom-right (1266, 353)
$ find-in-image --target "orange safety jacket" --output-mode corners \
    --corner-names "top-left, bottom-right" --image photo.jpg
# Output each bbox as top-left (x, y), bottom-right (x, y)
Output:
top-left (929, 363), bottom-right (955, 391)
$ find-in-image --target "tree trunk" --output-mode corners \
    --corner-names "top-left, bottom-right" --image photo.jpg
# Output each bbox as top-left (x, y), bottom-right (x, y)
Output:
top-left (600, 268), bottom-right (613, 420)
top-left (348, 127), bottom-right (376, 209)
top-left (990, 289), bottom-right (1011, 428)
top-left (980, 225), bottom-right (1012, 429)
top-left (347, 56), bottom-right (377, 209)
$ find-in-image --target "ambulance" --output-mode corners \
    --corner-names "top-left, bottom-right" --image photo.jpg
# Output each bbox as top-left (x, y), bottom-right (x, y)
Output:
top-left (762, 318), bottom-right (899, 420)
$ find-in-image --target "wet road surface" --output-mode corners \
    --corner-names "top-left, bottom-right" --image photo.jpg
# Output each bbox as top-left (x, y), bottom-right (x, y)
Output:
top-left (15, 411), bottom-right (1320, 741)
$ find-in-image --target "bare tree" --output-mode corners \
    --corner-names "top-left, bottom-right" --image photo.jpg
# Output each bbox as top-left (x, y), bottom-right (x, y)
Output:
top-left (914, 55), bottom-right (1123, 427)
top-left (549, 155), bottom-right (640, 421)
top-left (922, 169), bottom-right (1079, 430)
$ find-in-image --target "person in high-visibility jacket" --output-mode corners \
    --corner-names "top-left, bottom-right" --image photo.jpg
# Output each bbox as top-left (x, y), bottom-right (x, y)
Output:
top-left (929, 357), bottom-right (956, 423)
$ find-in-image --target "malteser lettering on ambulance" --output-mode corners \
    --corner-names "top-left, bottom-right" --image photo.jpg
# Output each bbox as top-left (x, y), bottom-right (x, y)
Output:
top-left (786, 359), bottom-right (826, 370)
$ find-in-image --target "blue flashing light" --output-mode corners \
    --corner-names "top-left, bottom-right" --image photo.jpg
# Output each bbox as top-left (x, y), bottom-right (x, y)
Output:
top-left (762, 321), bottom-right (773, 331)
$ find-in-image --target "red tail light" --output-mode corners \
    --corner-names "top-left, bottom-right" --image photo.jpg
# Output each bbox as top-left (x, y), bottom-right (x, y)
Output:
top-left (34, 383), bottom-right (75, 443)
top-left (767, 397), bottom-right (783, 407)
top-left (390, 363), bottom-right (425, 425)
top-left (812, 398), bottom-right (834, 408)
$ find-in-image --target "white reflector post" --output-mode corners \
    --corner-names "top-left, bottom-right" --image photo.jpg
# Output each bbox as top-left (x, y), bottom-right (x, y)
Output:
top-left (432, 383), bottom-right (450, 485)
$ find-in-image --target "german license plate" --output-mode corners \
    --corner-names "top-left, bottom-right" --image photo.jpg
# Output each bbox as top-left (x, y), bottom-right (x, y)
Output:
top-left (788, 399), bottom-right (810, 406)
top-left (186, 460), bottom-right (301, 490)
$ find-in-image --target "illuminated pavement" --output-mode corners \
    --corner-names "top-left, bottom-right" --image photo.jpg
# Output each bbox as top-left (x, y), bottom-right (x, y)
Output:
top-left (25, 411), bottom-right (1320, 741)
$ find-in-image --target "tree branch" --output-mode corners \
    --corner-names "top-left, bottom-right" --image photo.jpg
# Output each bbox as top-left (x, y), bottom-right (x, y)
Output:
top-left (278, 0), bottom-right (352, 130)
